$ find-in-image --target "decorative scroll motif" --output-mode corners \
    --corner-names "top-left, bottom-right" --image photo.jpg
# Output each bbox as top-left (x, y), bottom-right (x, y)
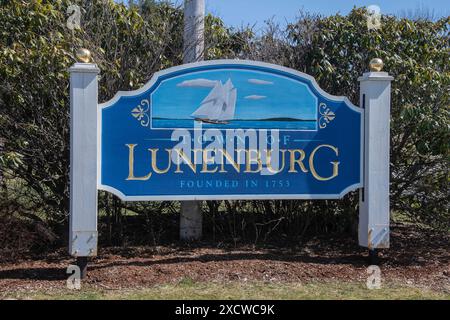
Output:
top-left (131, 99), bottom-right (150, 127)
top-left (319, 103), bottom-right (335, 129)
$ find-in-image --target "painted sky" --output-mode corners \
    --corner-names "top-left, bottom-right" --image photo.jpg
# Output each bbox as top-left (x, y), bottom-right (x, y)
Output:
top-left (151, 69), bottom-right (318, 120)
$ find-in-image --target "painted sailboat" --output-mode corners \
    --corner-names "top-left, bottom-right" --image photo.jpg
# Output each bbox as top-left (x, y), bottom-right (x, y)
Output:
top-left (191, 79), bottom-right (237, 124)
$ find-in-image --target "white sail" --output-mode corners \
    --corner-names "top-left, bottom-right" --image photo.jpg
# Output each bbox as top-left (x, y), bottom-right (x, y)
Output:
top-left (191, 82), bottom-right (225, 120)
top-left (218, 80), bottom-right (236, 121)
top-left (191, 79), bottom-right (237, 122)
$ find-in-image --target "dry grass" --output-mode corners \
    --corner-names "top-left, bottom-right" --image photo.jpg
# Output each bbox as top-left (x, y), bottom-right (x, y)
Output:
top-left (6, 279), bottom-right (450, 300)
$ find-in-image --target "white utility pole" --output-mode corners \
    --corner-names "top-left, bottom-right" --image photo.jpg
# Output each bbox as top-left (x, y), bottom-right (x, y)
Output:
top-left (180, 0), bottom-right (205, 240)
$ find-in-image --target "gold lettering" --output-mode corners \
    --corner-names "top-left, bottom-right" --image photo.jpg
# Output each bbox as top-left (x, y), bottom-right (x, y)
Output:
top-left (126, 145), bottom-right (340, 181)
top-left (174, 149), bottom-right (196, 173)
top-left (244, 149), bottom-right (262, 173)
top-left (201, 149), bottom-right (218, 173)
top-left (309, 144), bottom-right (340, 181)
top-left (219, 149), bottom-right (241, 173)
top-left (288, 149), bottom-right (308, 173)
top-left (126, 144), bottom-right (152, 180)
top-left (149, 148), bottom-right (171, 174)
top-left (266, 149), bottom-right (287, 173)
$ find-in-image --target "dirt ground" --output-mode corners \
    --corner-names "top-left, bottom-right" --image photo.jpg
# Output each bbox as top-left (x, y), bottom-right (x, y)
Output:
top-left (0, 223), bottom-right (448, 297)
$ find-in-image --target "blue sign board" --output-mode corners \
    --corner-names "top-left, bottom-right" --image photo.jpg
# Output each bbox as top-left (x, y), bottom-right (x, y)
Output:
top-left (99, 60), bottom-right (363, 200)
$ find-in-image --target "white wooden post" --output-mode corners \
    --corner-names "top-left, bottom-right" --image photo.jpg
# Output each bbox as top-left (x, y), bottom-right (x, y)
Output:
top-left (358, 64), bottom-right (393, 253)
top-left (180, 0), bottom-right (205, 240)
top-left (69, 62), bottom-right (100, 260)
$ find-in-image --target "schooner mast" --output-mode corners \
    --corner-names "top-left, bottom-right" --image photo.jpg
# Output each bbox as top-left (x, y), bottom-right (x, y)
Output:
top-left (191, 79), bottom-right (237, 124)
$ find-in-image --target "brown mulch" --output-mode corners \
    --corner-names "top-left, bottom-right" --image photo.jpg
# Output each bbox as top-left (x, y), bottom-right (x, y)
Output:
top-left (0, 223), bottom-right (449, 295)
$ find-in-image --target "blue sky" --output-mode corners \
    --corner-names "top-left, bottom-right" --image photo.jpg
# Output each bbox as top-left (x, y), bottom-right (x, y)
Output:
top-left (204, 0), bottom-right (448, 29)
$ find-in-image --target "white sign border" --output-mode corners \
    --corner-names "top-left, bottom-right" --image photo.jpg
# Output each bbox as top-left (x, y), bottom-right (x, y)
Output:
top-left (97, 59), bottom-right (364, 201)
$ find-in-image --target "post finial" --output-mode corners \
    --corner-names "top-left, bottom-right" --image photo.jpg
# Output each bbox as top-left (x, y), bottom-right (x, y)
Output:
top-left (369, 58), bottom-right (384, 72)
top-left (75, 48), bottom-right (92, 63)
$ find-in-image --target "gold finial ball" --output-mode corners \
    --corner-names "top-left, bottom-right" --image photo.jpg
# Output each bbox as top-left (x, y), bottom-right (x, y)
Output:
top-left (75, 48), bottom-right (92, 63)
top-left (369, 58), bottom-right (384, 72)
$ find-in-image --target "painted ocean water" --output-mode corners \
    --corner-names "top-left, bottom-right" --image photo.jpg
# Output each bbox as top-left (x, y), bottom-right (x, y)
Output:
top-left (152, 118), bottom-right (317, 130)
